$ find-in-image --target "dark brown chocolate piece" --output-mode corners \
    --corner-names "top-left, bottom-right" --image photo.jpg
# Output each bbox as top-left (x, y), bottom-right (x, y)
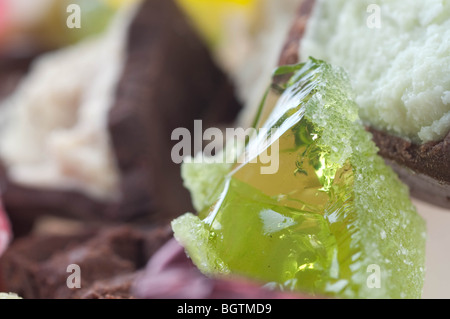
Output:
top-left (370, 129), bottom-right (450, 208)
top-left (79, 271), bottom-right (142, 299)
top-left (0, 229), bottom-right (95, 298)
top-left (384, 159), bottom-right (450, 208)
top-left (0, 50), bottom-right (37, 238)
top-left (0, 225), bottom-right (172, 299)
top-left (278, 0), bottom-right (450, 208)
top-left (369, 128), bottom-right (450, 184)
top-left (0, 51), bottom-right (39, 100)
top-left (0, 0), bottom-right (242, 230)
top-left (108, 0), bottom-right (241, 224)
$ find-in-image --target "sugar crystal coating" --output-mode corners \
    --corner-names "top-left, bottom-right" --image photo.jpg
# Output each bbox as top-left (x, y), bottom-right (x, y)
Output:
top-left (173, 58), bottom-right (426, 299)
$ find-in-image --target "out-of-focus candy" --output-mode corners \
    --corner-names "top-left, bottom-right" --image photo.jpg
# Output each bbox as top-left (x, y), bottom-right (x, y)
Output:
top-left (0, 0), bottom-right (10, 43)
top-left (176, 0), bottom-right (256, 46)
top-left (101, 0), bottom-right (140, 10)
top-left (0, 292), bottom-right (21, 299)
top-left (43, 0), bottom-right (122, 46)
top-left (132, 238), bottom-right (311, 299)
top-left (0, 0), bottom-right (140, 52)
top-left (0, 199), bottom-right (12, 257)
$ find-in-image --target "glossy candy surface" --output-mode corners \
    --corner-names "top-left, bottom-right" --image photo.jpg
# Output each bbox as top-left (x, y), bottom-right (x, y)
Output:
top-left (173, 58), bottom-right (427, 298)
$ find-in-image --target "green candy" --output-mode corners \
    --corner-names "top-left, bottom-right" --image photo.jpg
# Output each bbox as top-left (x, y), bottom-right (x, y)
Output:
top-left (172, 58), bottom-right (426, 299)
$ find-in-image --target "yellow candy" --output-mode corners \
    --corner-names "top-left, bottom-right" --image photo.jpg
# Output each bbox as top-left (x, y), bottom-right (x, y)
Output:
top-left (99, 0), bottom-right (141, 10)
top-left (176, 0), bottom-right (257, 46)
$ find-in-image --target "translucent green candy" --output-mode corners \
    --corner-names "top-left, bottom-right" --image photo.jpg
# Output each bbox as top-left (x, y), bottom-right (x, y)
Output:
top-left (172, 58), bottom-right (426, 299)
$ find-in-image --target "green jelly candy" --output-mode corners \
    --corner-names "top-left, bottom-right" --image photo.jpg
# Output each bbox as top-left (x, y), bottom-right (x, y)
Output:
top-left (172, 58), bottom-right (426, 299)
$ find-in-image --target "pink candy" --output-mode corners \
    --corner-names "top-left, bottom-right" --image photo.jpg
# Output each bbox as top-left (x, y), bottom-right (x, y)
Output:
top-left (0, 199), bottom-right (11, 257)
top-left (0, 0), bottom-right (9, 37)
top-left (133, 238), bottom-right (312, 299)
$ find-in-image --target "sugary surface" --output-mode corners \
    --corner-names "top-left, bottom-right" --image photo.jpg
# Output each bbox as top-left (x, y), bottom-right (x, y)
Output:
top-left (173, 58), bottom-right (426, 298)
top-left (300, 0), bottom-right (450, 143)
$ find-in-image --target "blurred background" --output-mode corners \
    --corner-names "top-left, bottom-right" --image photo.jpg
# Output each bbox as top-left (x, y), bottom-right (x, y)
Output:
top-left (0, 0), bottom-right (448, 299)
